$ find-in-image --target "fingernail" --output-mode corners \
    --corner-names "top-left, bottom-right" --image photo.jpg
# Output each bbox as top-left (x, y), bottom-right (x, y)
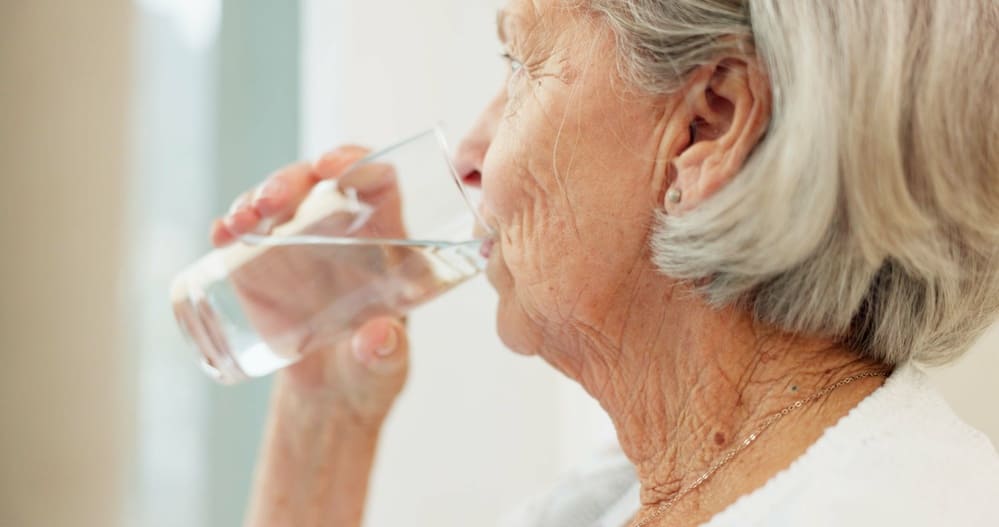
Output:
top-left (224, 207), bottom-right (250, 232)
top-left (374, 328), bottom-right (398, 357)
top-left (223, 213), bottom-right (240, 231)
top-left (254, 178), bottom-right (286, 204)
top-left (359, 166), bottom-right (395, 191)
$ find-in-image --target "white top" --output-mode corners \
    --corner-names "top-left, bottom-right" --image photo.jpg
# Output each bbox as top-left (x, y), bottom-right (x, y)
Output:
top-left (498, 362), bottom-right (999, 526)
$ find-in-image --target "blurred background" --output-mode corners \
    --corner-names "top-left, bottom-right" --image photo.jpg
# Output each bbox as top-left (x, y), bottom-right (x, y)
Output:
top-left (1, 1), bottom-right (996, 526)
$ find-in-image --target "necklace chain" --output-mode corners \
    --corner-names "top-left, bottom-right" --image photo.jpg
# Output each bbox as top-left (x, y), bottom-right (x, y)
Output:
top-left (631, 368), bottom-right (892, 527)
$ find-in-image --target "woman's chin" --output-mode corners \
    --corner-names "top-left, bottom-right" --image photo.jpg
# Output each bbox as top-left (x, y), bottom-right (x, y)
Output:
top-left (500, 338), bottom-right (538, 357)
top-left (494, 304), bottom-right (538, 357)
top-left (484, 242), bottom-right (536, 356)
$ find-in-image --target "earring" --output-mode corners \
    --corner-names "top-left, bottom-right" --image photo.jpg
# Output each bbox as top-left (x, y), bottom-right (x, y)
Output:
top-left (666, 187), bottom-right (682, 203)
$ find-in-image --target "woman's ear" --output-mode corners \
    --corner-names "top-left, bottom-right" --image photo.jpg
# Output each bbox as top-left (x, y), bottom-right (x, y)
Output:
top-left (664, 57), bottom-right (771, 211)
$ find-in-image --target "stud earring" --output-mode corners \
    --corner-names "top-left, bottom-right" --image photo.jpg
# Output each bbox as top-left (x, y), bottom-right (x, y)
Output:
top-left (666, 187), bottom-right (682, 204)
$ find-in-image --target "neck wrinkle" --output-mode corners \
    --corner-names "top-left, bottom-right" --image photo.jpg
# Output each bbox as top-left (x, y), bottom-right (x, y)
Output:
top-left (564, 277), bottom-right (882, 516)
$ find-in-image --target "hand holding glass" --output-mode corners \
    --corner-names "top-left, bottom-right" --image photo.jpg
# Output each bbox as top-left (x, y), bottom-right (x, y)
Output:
top-left (171, 128), bottom-right (491, 384)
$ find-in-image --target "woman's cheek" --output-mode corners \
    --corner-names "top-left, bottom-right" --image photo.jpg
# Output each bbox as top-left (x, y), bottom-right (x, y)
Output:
top-left (480, 139), bottom-right (527, 227)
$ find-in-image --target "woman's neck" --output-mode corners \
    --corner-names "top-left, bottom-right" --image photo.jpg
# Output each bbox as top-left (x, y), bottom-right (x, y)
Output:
top-left (557, 269), bottom-right (889, 525)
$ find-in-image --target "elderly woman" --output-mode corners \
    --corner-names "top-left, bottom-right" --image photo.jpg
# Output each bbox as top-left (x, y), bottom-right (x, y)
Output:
top-left (212, 0), bottom-right (999, 525)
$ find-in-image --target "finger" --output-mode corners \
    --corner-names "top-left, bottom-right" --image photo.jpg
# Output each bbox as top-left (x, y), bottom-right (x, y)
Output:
top-left (350, 317), bottom-right (408, 375)
top-left (210, 190), bottom-right (254, 247)
top-left (223, 204), bottom-right (262, 237)
top-left (251, 162), bottom-right (317, 220)
top-left (316, 145), bottom-right (399, 202)
top-left (314, 145), bottom-right (371, 180)
top-left (210, 218), bottom-right (237, 247)
top-left (228, 190), bottom-right (254, 215)
top-left (338, 163), bottom-right (398, 198)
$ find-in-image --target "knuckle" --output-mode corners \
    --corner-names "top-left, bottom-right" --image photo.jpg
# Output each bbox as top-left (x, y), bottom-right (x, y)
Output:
top-left (315, 145), bottom-right (372, 174)
top-left (228, 191), bottom-right (252, 213)
top-left (270, 161), bottom-right (311, 181)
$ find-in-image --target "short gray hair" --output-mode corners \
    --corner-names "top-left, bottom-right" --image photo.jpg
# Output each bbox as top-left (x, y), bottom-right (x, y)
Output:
top-left (591, 0), bottom-right (999, 365)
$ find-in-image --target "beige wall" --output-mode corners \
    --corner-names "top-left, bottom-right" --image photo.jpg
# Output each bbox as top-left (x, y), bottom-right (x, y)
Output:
top-left (0, 2), bottom-right (133, 527)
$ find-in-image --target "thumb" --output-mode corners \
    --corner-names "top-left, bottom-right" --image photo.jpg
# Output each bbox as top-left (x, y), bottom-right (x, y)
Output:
top-left (350, 317), bottom-right (409, 375)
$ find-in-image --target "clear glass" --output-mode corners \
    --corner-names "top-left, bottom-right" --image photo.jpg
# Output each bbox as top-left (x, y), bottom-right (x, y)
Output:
top-left (170, 127), bottom-right (491, 384)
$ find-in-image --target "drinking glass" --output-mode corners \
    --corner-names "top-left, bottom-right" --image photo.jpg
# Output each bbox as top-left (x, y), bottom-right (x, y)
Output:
top-left (170, 127), bottom-right (492, 384)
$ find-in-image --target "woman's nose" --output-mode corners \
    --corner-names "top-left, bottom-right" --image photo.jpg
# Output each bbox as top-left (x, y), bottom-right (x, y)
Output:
top-left (453, 136), bottom-right (487, 189)
top-left (453, 89), bottom-right (506, 189)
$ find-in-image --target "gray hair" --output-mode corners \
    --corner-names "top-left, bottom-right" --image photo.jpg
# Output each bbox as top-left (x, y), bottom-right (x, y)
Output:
top-left (590, 0), bottom-right (999, 365)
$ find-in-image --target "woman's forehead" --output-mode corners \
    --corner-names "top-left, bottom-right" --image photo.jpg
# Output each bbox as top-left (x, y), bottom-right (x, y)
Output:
top-left (498, 0), bottom-right (579, 27)
top-left (497, 0), bottom-right (587, 44)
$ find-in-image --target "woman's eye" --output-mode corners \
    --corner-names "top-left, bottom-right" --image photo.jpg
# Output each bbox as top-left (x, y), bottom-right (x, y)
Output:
top-left (501, 51), bottom-right (524, 75)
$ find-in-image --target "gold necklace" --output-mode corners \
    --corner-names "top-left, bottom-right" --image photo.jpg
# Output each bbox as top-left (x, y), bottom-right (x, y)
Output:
top-left (631, 368), bottom-right (892, 527)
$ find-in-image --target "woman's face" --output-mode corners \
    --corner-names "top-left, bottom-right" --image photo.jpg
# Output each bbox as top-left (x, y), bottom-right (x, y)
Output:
top-left (456, 0), bottom-right (681, 368)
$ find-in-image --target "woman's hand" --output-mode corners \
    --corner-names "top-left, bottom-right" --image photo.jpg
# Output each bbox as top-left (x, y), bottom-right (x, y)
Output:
top-left (217, 147), bottom-right (414, 527)
top-left (212, 145), bottom-right (410, 426)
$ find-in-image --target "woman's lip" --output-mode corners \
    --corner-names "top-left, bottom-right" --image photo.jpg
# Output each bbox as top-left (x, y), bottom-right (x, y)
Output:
top-left (480, 238), bottom-right (496, 259)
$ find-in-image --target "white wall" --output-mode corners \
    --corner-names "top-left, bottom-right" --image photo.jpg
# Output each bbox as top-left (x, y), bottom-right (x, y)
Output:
top-left (300, 2), bottom-right (998, 526)
top-left (928, 326), bottom-right (999, 446)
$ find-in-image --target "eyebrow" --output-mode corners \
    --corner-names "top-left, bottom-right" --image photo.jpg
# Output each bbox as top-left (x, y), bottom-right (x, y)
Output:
top-left (496, 9), bottom-right (509, 44)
